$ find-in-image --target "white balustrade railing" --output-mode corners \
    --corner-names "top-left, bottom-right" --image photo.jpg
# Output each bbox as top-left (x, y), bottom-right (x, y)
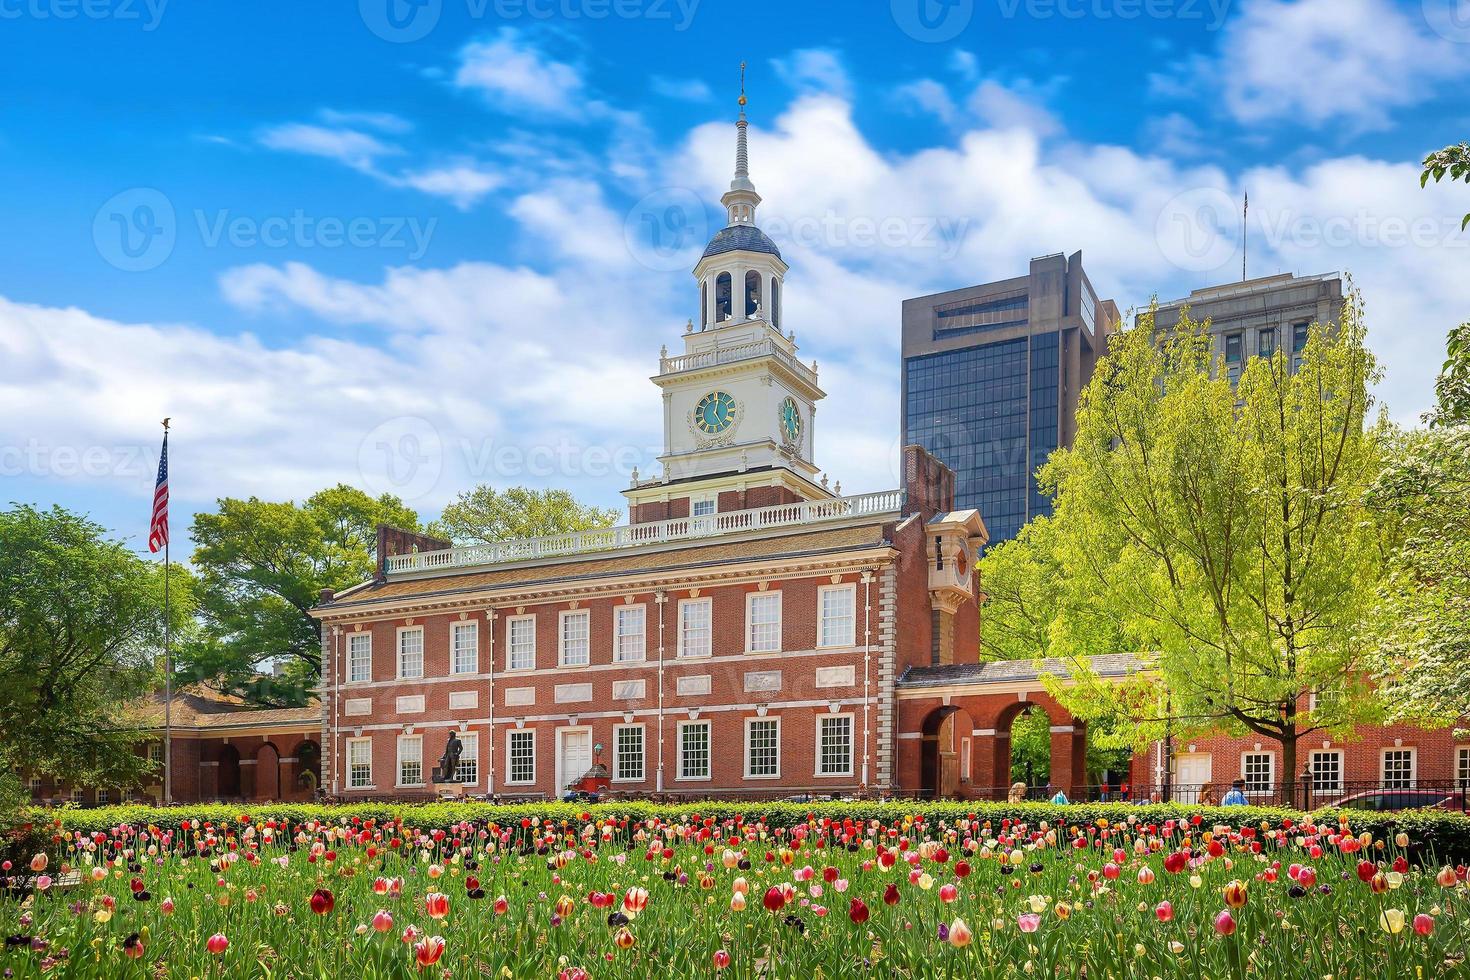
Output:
top-left (385, 488), bottom-right (905, 575)
top-left (659, 338), bottom-right (817, 386)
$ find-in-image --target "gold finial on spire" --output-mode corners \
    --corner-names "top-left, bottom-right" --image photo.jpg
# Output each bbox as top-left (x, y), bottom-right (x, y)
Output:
top-left (738, 61), bottom-right (747, 106)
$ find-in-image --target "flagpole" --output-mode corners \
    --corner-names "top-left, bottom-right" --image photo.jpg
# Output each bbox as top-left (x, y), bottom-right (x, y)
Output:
top-left (162, 419), bottom-right (172, 807)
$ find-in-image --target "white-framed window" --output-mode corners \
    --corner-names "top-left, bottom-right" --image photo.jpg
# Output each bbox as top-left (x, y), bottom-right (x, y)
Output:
top-left (614, 605), bottom-right (646, 663)
top-left (397, 627), bottom-right (424, 680)
top-left (455, 732), bottom-right (479, 785)
top-left (347, 737), bottom-right (373, 789)
top-left (678, 598), bottom-right (712, 658)
top-left (507, 730), bottom-right (536, 785)
top-left (960, 737), bottom-right (971, 784)
top-left (507, 615), bottom-right (536, 671)
top-left (818, 584), bottom-right (856, 648)
top-left (1242, 751), bottom-right (1274, 794)
top-left (1457, 747), bottom-right (1470, 789)
top-left (613, 724), bottom-right (645, 782)
top-left (1382, 748), bottom-right (1416, 789)
top-left (397, 734), bottom-right (424, 786)
top-left (348, 632), bottom-right (373, 683)
top-left (148, 741), bottom-right (165, 765)
top-left (817, 714), bottom-right (855, 777)
top-left (678, 720), bottom-right (711, 780)
top-left (746, 592), bottom-right (782, 653)
top-left (451, 621), bottom-right (479, 675)
top-left (745, 717), bottom-right (781, 778)
top-left (559, 610), bottom-right (590, 667)
top-left (96, 788), bottom-right (111, 805)
top-left (70, 787), bottom-right (86, 804)
top-left (691, 496), bottom-right (716, 518)
top-left (1309, 749), bottom-right (1343, 794)
top-left (27, 777), bottom-right (42, 796)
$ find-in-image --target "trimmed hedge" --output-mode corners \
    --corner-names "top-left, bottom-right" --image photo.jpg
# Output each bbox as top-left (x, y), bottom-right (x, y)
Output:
top-left (12, 799), bottom-right (1470, 864)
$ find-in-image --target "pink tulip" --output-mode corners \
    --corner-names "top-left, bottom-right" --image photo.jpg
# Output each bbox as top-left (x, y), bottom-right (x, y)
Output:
top-left (373, 910), bottom-right (395, 933)
top-left (939, 883), bottom-right (958, 903)
top-left (1018, 913), bottom-right (1041, 933)
top-left (1137, 867), bottom-right (1155, 885)
top-left (1413, 914), bottom-right (1434, 937)
top-left (1214, 910), bottom-right (1237, 936)
top-left (1155, 901), bottom-right (1173, 923)
top-left (206, 933), bottom-right (229, 955)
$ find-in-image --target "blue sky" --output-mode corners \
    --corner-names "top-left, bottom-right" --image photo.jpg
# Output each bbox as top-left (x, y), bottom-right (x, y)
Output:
top-left (2, 0), bottom-right (1467, 555)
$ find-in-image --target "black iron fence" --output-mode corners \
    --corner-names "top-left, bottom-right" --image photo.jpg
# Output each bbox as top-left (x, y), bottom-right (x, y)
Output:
top-left (900, 779), bottom-right (1470, 811)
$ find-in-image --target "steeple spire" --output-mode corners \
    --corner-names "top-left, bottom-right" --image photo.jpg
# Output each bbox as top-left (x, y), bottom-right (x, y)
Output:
top-left (723, 62), bottom-right (760, 224)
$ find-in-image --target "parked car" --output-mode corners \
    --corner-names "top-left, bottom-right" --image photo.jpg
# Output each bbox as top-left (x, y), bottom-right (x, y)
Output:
top-left (1324, 789), bottom-right (1466, 812)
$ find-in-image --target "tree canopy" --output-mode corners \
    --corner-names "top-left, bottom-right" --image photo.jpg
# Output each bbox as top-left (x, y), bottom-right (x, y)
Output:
top-left (429, 485), bottom-right (619, 546)
top-left (184, 485), bottom-right (420, 706)
top-left (986, 296), bottom-right (1391, 788)
top-left (0, 504), bottom-right (190, 814)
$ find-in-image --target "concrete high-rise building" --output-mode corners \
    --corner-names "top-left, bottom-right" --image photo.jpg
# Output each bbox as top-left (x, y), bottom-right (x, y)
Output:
top-left (901, 252), bottom-right (1119, 545)
top-left (1142, 272), bottom-right (1344, 383)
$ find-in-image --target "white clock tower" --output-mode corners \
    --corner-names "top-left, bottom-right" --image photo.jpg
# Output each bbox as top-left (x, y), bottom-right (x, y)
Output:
top-left (626, 75), bottom-right (831, 518)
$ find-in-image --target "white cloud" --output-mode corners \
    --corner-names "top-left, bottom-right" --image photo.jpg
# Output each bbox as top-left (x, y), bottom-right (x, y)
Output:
top-left (1155, 0), bottom-right (1465, 130)
top-left (1142, 112), bottom-right (1207, 158)
top-left (650, 75), bottom-right (713, 102)
top-left (397, 163), bottom-right (504, 210)
top-left (967, 79), bottom-right (1061, 137)
top-left (893, 79), bottom-right (958, 124)
top-left (948, 50), bottom-right (979, 82)
top-left (454, 29), bottom-right (588, 119)
top-left (771, 49), bottom-right (851, 100)
top-left (317, 109), bottom-right (413, 135)
top-left (257, 123), bottom-right (400, 172)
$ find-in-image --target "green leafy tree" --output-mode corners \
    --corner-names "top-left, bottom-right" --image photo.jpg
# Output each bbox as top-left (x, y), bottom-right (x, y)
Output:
top-left (1368, 325), bottom-right (1470, 724)
top-left (0, 505), bottom-right (192, 815)
top-left (429, 486), bottom-right (619, 545)
top-left (185, 485), bottom-right (419, 706)
top-left (1422, 142), bottom-right (1470, 231)
top-left (1028, 296), bottom-right (1390, 792)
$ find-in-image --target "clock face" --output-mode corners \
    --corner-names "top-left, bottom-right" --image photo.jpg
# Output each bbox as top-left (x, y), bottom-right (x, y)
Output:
top-left (694, 390), bottom-right (738, 435)
top-left (779, 397), bottom-right (802, 444)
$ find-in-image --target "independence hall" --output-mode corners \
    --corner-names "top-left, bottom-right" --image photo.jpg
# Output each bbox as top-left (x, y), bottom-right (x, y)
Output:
top-left (310, 102), bottom-right (992, 800)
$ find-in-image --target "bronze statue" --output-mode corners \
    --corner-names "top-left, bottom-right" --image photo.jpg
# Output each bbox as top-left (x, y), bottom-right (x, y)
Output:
top-left (432, 731), bottom-right (463, 784)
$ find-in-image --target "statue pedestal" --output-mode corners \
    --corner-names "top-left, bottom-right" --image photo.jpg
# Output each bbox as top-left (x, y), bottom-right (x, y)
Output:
top-left (431, 780), bottom-right (466, 800)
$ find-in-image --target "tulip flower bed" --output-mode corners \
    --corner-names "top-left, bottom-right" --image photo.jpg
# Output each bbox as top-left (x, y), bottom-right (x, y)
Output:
top-left (2, 811), bottom-right (1468, 979)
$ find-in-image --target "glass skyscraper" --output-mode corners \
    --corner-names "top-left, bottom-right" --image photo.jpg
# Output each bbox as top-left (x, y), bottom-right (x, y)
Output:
top-left (901, 252), bottom-right (1117, 546)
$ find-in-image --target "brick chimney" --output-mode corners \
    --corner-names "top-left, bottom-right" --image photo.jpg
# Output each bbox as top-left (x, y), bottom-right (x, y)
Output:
top-left (375, 524), bottom-right (453, 580)
top-left (901, 444), bottom-right (955, 521)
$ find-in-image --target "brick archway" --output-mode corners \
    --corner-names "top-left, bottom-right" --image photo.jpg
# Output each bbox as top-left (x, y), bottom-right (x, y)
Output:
top-left (254, 742), bottom-right (281, 801)
top-left (896, 660), bottom-right (1104, 800)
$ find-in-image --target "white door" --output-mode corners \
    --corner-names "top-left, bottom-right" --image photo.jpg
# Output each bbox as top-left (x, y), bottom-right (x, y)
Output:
top-left (557, 729), bottom-right (593, 793)
top-left (1176, 753), bottom-right (1213, 802)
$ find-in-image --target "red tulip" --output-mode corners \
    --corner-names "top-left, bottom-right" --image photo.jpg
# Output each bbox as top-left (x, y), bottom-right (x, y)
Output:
top-left (883, 883), bottom-right (900, 905)
top-left (414, 935), bottom-right (445, 968)
top-left (713, 949), bottom-right (731, 970)
top-left (309, 888), bottom-right (335, 916)
top-left (849, 898), bottom-right (870, 924)
top-left (425, 892), bottom-right (450, 920)
top-left (206, 933), bottom-right (229, 955)
top-left (1356, 861), bottom-right (1376, 883)
top-left (372, 910), bottom-right (394, 933)
top-left (1163, 851), bottom-right (1188, 875)
top-left (1413, 913), bottom-right (1434, 937)
top-left (763, 886), bottom-right (786, 912)
top-left (1214, 910), bottom-right (1236, 936)
top-left (1155, 901), bottom-right (1173, 922)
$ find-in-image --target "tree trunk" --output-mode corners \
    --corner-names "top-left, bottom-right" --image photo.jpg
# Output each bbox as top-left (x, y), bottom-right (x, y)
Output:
top-left (1280, 728), bottom-right (1298, 809)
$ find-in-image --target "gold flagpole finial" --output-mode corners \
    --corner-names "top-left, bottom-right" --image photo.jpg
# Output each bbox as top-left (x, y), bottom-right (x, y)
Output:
top-left (739, 61), bottom-right (747, 106)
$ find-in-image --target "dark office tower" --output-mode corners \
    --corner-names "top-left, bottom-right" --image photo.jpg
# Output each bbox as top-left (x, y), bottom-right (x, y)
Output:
top-left (901, 252), bottom-right (1119, 546)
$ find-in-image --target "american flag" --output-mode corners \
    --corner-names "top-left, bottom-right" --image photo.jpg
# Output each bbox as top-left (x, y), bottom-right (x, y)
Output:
top-left (148, 428), bottom-right (169, 553)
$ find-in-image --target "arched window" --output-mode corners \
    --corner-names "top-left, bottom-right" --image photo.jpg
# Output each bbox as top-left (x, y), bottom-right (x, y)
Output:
top-left (770, 276), bottom-right (781, 328)
top-left (700, 280), bottom-right (708, 330)
top-left (745, 270), bottom-right (761, 318)
top-left (715, 273), bottom-right (732, 322)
